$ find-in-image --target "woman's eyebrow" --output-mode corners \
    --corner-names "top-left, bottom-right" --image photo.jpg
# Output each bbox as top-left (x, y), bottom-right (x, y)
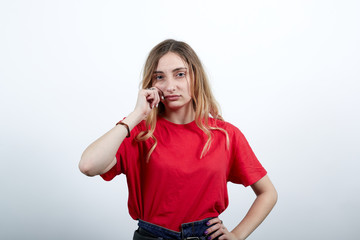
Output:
top-left (172, 67), bottom-right (187, 72)
top-left (153, 67), bottom-right (187, 74)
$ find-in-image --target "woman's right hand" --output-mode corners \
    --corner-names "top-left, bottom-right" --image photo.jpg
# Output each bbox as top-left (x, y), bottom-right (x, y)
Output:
top-left (133, 87), bottom-right (163, 118)
top-left (79, 87), bottom-right (163, 177)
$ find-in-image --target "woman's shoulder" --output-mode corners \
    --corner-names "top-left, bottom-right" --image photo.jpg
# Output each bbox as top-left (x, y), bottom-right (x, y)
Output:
top-left (209, 118), bottom-right (250, 146)
top-left (208, 117), bottom-right (240, 133)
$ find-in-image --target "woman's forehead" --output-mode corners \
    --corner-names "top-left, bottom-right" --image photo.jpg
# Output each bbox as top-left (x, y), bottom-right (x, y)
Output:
top-left (156, 52), bottom-right (187, 71)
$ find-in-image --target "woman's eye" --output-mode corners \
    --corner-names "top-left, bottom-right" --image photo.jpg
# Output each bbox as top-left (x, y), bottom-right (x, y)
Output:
top-left (177, 72), bottom-right (186, 77)
top-left (155, 75), bottom-right (163, 80)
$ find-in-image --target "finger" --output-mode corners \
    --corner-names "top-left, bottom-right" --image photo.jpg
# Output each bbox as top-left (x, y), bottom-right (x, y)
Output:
top-left (150, 86), bottom-right (165, 100)
top-left (158, 88), bottom-right (165, 100)
top-left (154, 89), bottom-right (160, 108)
top-left (204, 223), bottom-right (222, 236)
top-left (145, 92), bottom-right (153, 101)
top-left (207, 227), bottom-right (227, 240)
top-left (143, 89), bottom-right (153, 99)
top-left (151, 86), bottom-right (164, 99)
top-left (145, 92), bottom-right (156, 109)
top-left (148, 87), bottom-right (161, 108)
top-left (206, 218), bottom-right (222, 227)
top-left (139, 90), bottom-right (152, 108)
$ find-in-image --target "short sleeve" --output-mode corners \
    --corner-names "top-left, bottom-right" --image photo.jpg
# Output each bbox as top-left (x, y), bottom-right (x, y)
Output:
top-left (227, 126), bottom-right (267, 186)
top-left (100, 141), bottom-right (127, 181)
top-left (100, 122), bottom-right (143, 181)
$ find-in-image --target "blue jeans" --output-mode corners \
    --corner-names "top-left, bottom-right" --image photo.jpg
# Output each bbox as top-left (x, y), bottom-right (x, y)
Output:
top-left (133, 218), bottom-right (218, 240)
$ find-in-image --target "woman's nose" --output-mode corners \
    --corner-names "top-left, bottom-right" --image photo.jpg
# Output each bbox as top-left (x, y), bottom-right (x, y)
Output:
top-left (165, 78), bottom-right (176, 92)
top-left (166, 85), bottom-right (176, 92)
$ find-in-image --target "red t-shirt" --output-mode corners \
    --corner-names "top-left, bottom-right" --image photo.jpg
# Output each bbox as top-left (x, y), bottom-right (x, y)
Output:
top-left (101, 117), bottom-right (266, 231)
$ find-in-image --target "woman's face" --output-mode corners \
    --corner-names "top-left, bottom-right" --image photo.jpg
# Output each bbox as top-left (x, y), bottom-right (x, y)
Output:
top-left (152, 52), bottom-right (192, 112)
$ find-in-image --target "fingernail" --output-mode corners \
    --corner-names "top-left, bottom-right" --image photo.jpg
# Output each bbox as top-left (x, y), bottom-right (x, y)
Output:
top-left (207, 237), bottom-right (211, 240)
top-left (161, 96), bottom-right (164, 100)
top-left (206, 221), bottom-right (210, 226)
top-left (156, 104), bottom-right (158, 108)
top-left (204, 230), bottom-right (208, 235)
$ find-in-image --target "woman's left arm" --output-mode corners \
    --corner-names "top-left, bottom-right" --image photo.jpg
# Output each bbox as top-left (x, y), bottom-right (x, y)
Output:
top-left (206, 175), bottom-right (277, 240)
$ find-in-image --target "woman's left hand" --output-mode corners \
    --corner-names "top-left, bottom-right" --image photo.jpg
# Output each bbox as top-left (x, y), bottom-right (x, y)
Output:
top-left (205, 218), bottom-right (238, 240)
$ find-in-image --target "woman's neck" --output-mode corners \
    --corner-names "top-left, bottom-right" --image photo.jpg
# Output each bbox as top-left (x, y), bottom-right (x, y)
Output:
top-left (162, 105), bottom-right (195, 124)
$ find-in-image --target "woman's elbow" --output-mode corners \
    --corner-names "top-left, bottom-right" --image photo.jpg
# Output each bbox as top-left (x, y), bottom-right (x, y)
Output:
top-left (270, 188), bottom-right (278, 206)
top-left (264, 181), bottom-right (278, 206)
top-left (78, 156), bottom-right (98, 177)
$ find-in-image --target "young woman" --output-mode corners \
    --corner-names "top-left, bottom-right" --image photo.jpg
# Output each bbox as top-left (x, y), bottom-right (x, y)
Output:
top-left (79, 39), bottom-right (277, 240)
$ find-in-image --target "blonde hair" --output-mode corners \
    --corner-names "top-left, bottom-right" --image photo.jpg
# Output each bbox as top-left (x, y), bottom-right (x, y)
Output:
top-left (136, 39), bottom-right (229, 161)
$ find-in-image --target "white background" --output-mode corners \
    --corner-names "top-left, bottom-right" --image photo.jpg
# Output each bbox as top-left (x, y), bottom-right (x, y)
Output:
top-left (1, 0), bottom-right (359, 239)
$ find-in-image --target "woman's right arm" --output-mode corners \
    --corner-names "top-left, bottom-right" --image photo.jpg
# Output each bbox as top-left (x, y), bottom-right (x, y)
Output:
top-left (79, 88), bottom-right (162, 176)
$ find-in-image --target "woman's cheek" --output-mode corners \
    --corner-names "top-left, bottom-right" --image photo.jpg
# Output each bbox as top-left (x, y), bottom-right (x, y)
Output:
top-left (153, 83), bottom-right (165, 92)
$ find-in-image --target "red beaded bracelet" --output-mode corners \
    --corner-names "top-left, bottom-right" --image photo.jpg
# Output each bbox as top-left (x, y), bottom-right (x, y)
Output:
top-left (116, 120), bottom-right (130, 138)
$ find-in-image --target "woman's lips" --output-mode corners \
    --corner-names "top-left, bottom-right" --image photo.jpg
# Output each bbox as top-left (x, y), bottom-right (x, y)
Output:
top-left (164, 95), bottom-right (180, 101)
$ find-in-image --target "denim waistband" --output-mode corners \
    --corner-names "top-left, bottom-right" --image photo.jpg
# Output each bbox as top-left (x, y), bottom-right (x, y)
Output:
top-left (138, 218), bottom-right (215, 240)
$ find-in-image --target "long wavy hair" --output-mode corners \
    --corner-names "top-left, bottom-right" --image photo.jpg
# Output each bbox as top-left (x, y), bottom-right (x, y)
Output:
top-left (136, 39), bottom-right (229, 161)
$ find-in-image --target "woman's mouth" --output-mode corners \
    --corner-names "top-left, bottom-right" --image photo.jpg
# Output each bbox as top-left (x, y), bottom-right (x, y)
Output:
top-left (164, 95), bottom-right (180, 101)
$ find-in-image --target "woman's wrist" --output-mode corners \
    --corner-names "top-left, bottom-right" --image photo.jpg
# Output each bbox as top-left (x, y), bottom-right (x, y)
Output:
top-left (121, 111), bottom-right (145, 130)
top-left (230, 230), bottom-right (245, 240)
